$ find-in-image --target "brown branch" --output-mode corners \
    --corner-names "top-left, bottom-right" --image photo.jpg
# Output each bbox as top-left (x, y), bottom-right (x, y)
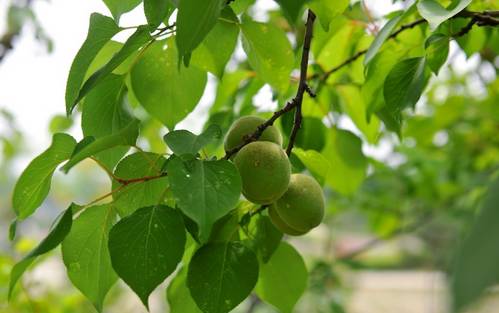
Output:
top-left (286, 10), bottom-right (316, 156)
top-left (336, 214), bottom-right (432, 261)
top-left (116, 172), bottom-right (167, 185)
top-left (223, 10), bottom-right (317, 160)
top-left (313, 10), bottom-right (499, 83)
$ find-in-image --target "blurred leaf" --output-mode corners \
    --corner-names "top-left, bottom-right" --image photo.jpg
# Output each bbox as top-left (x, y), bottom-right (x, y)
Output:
top-left (167, 157), bottom-right (241, 241)
top-left (66, 13), bottom-right (120, 114)
top-left (275, 0), bottom-right (305, 25)
top-left (308, 0), bottom-right (349, 31)
top-left (144, 0), bottom-right (175, 28)
top-left (176, 0), bottom-right (225, 64)
top-left (384, 57), bottom-right (427, 112)
top-left (164, 124), bottom-right (222, 156)
top-left (130, 38), bottom-right (207, 129)
top-left (102, 0), bottom-right (142, 22)
top-left (49, 115), bottom-right (73, 134)
top-left (337, 85), bottom-right (380, 144)
top-left (452, 178), bottom-right (499, 311)
top-left (13, 133), bottom-right (76, 219)
top-left (187, 242), bottom-right (259, 313)
top-left (425, 33), bottom-right (449, 74)
top-left (241, 18), bottom-right (294, 94)
top-left (190, 7), bottom-right (239, 78)
top-left (211, 70), bottom-right (251, 113)
top-left (417, 0), bottom-right (472, 30)
top-left (111, 152), bottom-right (169, 217)
top-left (9, 205), bottom-right (74, 299)
top-left (62, 120), bottom-right (139, 173)
top-left (62, 204), bottom-right (117, 312)
top-left (255, 242), bottom-right (307, 313)
top-left (108, 205), bottom-right (185, 308)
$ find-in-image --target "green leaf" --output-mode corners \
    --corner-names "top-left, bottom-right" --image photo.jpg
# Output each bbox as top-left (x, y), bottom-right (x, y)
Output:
top-left (452, 178), bottom-right (499, 311)
top-left (111, 152), bottom-right (169, 217)
top-left (167, 157), bottom-right (242, 241)
top-left (13, 133), bottom-right (76, 219)
top-left (108, 205), bottom-right (186, 308)
top-left (62, 204), bottom-right (118, 312)
top-left (383, 57), bottom-right (428, 112)
top-left (102, 0), bottom-right (142, 22)
top-left (241, 18), bottom-right (294, 94)
top-left (255, 242), bottom-right (308, 313)
top-left (295, 128), bottom-right (367, 195)
top-left (307, 0), bottom-right (349, 31)
top-left (163, 124), bottom-right (222, 156)
top-left (176, 0), bottom-right (225, 64)
top-left (211, 70), bottom-right (251, 113)
top-left (190, 7), bottom-right (239, 78)
top-left (81, 73), bottom-right (131, 169)
top-left (65, 13), bottom-right (120, 115)
top-left (275, 0), bottom-right (305, 25)
top-left (62, 120), bottom-right (139, 173)
top-left (167, 268), bottom-right (201, 313)
top-left (75, 26), bottom-right (152, 105)
top-left (245, 214), bottom-right (283, 263)
top-left (187, 242), bottom-right (259, 313)
top-left (9, 205), bottom-right (74, 299)
top-left (337, 85), bottom-right (380, 144)
top-left (417, 0), bottom-right (472, 30)
top-left (144, 0), bottom-right (175, 28)
top-left (425, 33), bottom-right (449, 74)
top-left (362, 46), bottom-right (402, 118)
top-left (363, 13), bottom-right (403, 66)
top-left (130, 38), bottom-right (207, 129)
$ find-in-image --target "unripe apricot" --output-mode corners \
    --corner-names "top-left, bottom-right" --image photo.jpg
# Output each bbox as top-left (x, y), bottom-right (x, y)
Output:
top-left (234, 141), bottom-right (290, 205)
top-left (224, 116), bottom-right (282, 152)
top-left (273, 174), bottom-right (325, 232)
top-left (268, 206), bottom-right (307, 236)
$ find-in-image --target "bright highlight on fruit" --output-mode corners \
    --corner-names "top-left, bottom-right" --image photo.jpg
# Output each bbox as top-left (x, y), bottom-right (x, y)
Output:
top-left (224, 116), bottom-right (282, 152)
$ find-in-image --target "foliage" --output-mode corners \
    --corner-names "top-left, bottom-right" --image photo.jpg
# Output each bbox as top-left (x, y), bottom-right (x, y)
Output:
top-left (6, 0), bottom-right (499, 312)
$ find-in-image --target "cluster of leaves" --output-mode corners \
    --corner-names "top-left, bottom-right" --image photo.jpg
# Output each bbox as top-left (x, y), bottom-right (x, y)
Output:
top-left (7, 0), bottom-right (499, 312)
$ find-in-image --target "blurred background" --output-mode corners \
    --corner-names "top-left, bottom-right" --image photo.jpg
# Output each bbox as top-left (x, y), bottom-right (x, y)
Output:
top-left (1, 0), bottom-right (498, 312)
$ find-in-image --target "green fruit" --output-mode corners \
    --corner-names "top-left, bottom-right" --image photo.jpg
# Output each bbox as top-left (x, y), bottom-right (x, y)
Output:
top-left (224, 116), bottom-right (282, 152)
top-left (268, 206), bottom-right (307, 236)
top-left (273, 174), bottom-right (325, 232)
top-left (234, 141), bottom-right (291, 205)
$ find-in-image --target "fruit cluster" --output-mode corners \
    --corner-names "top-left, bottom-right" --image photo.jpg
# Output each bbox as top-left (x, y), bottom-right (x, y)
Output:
top-left (224, 116), bottom-right (325, 236)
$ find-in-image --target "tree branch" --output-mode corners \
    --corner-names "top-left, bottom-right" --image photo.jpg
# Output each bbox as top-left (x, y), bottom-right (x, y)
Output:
top-left (223, 10), bottom-right (317, 160)
top-left (286, 10), bottom-right (316, 156)
top-left (313, 10), bottom-right (499, 83)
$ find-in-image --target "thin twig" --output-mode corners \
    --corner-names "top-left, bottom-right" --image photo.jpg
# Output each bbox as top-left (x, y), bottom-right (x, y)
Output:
top-left (336, 214), bottom-right (432, 260)
top-left (313, 10), bottom-right (499, 83)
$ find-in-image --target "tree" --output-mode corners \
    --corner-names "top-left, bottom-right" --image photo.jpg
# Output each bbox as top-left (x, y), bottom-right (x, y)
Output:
top-left (6, 1), bottom-right (499, 312)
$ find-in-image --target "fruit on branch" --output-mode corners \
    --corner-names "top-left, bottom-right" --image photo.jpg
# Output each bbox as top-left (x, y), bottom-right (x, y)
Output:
top-left (271, 174), bottom-right (324, 233)
top-left (268, 205), bottom-right (307, 236)
top-left (234, 141), bottom-right (291, 205)
top-left (224, 116), bottom-right (282, 153)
